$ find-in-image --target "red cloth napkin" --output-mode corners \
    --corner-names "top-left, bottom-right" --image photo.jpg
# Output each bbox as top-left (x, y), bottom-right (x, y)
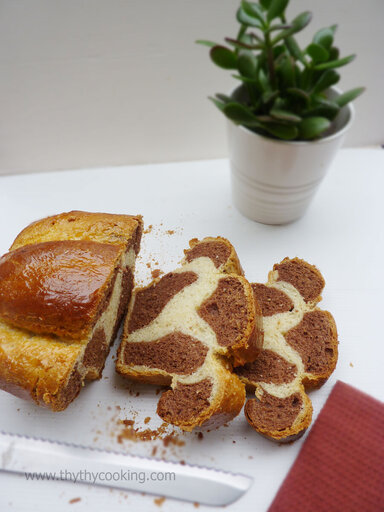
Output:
top-left (268, 381), bottom-right (384, 512)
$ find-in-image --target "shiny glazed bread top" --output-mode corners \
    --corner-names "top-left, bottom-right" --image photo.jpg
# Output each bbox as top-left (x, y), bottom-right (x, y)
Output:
top-left (0, 240), bottom-right (124, 340)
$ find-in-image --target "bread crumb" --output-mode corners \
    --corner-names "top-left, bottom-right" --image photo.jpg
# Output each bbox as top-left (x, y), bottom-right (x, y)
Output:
top-left (166, 230), bottom-right (175, 235)
top-left (151, 269), bottom-right (163, 279)
top-left (152, 446), bottom-right (158, 456)
top-left (197, 432), bottom-right (204, 441)
top-left (144, 225), bottom-right (153, 234)
top-left (144, 416), bottom-right (151, 424)
top-left (69, 498), bottom-right (81, 504)
top-left (194, 503), bottom-right (200, 508)
top-left (154, 496), bottom-right (166, 507)
top-left (163, 433), bottom-right (185, 447)
top-left (350, 362), bottom-right (354, 367)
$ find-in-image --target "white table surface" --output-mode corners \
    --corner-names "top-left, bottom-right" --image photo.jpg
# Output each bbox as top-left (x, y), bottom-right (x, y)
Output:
top-left (0, 147), bottom-right (383, 512)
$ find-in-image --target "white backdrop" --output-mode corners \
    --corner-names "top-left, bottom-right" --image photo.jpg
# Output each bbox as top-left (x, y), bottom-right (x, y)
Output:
top-left (0, 0), bottom-right (383, 175)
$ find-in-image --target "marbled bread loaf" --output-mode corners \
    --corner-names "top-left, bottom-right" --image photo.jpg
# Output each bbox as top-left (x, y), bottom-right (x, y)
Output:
top-left (116, 237), bottom-right (263, 431)
top-left (0, 211), bottom-right (142, 410)
top-left (235, 258), bottom-right (338, 442)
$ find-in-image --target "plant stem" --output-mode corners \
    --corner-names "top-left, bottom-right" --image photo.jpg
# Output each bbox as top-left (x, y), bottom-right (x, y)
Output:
top-left (264, 32), bottom-right (277, 89)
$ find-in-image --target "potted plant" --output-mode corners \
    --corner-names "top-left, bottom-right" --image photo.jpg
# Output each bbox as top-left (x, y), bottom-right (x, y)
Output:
top-left (197, 0), bottom-right (364, 224)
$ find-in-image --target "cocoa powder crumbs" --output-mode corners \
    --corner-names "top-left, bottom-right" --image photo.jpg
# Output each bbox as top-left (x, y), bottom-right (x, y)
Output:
top-left (163, 433), bottom-right (185, 447)
top-left (197, 432), bottom-right (204, 441)
top-left (151, 269), bottom-right (164, 279)
top-left (117, 420), bottom-right (185, 445)
top-left (154, 497), bottom-right (166, 507)
top-left (69, 498), bottom-right (81, 504)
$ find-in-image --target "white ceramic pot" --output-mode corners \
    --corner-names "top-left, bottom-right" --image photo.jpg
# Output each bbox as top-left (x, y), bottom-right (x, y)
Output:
top-left (227, 87), bottom-right (354, 224)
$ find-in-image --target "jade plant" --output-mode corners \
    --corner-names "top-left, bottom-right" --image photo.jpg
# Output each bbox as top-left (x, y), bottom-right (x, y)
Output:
top-left (197, 0), bottom-right (364, 140)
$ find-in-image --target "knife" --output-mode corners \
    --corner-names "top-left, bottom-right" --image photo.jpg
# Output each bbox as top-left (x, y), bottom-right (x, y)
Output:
top-left (0, 431), bottom-right (252, 506)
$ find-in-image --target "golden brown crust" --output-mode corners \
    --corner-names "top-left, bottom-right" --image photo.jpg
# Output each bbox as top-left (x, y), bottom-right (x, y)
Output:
top-left (0, 241), bottom-right (123, 340)
top-left (0, 211), bottom-right (143, 410)
top-left (0, 319), bottom-right (83, 409)
top-left (11, 210), bottom-right (143, 251)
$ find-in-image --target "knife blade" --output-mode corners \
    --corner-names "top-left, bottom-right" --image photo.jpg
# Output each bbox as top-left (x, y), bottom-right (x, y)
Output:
top-left (0, 431), bottom-right (252, 506)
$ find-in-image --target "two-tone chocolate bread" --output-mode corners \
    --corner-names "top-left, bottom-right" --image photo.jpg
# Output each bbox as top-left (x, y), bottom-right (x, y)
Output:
top-left (235, 258), bottom-right (338, 442)
top-left (0, 211), bottom-right (143, 411)
top-left (116, 237), bottom-right (263, 431)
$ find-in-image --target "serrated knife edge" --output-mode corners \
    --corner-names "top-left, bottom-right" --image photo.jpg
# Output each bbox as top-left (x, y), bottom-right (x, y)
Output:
top-left (0, 431), bottom-right (252, 506)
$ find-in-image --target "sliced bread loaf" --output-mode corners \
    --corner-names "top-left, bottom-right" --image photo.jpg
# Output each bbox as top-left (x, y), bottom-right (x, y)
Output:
top-left (116, 237), bottom-right (263, 430)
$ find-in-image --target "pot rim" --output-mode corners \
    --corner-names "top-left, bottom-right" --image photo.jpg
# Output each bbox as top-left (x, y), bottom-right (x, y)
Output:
top-left (229, 85), bottom-right (355, 146)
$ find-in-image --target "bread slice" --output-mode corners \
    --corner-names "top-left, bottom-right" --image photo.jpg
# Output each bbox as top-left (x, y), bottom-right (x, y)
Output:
top-left (0, 211), bottom-right (142, 410)
top-left (116, 237), bottom-right (263, 431)
top-left (235, 258), bottom-right (338, 442)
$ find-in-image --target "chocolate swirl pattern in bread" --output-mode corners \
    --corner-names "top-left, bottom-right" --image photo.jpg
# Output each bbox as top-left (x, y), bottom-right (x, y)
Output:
top-left (116, 237), bottom-right (263, 431)
top-left (235, 258), bottom-right (338, 442)
top-left (0, 211), bottom-right (143, 411)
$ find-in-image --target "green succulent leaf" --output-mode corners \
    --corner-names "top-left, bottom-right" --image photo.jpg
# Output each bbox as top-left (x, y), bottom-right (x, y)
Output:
top-left (303, 99), bottom-right (340, 120)
top-left (223, 102), bottom-right (262, 126)
top-left (237, 50), bottom-right (258, 78)
top-left (267, 0), bottom-right (289, 22)
top-left (285, 36), bottom-right (306, 64)
top-left (232, 74), bottom-right (258, 83)
top-left (313, 27), bottom-right (334, 49)
top-left (299, 116), bottom-right (331, 139)
top-left (260, 0), bottom-right (273, 9)
top-left (209, 96), bottom-right (226, 112)
top-left (286, 87), bottom-right (310, 104)
top-left (314, 54), bottom-right (356, 70)
top-left (196, 40), bottom-right (218, 48)
top-left (262, 90), bottom-right (280, 104)
top-left (272, 11), bottom-right (312, 44)
top-left (236, 7), bottom-right (263, 28)
top-left (273, 44), bottom-right (286, 59)
top-left (266, 23), bottom-right (292, 33)
top-left (270, 109), bottom-right (302, 122)
top-left (335, 87), bottom-right (365, 107)
top-left (258, 68), bottom-right (270, 91)
top-left (263, 123), bottom-right (299, 139)
top-left (215, 94), bottom-right (233, 104)
top-left (306, 43), bottom-right (329, 63)
top-left (312, 69), bottom-right (340, 94)
top-left (277, 56), bottom-right (295, 87)
top-left (329, 47), bottom-right (340, 60)
top-left (210, 46), bottom-right (237, 69)
top-left (241, 1), bottom-right (266, 24)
